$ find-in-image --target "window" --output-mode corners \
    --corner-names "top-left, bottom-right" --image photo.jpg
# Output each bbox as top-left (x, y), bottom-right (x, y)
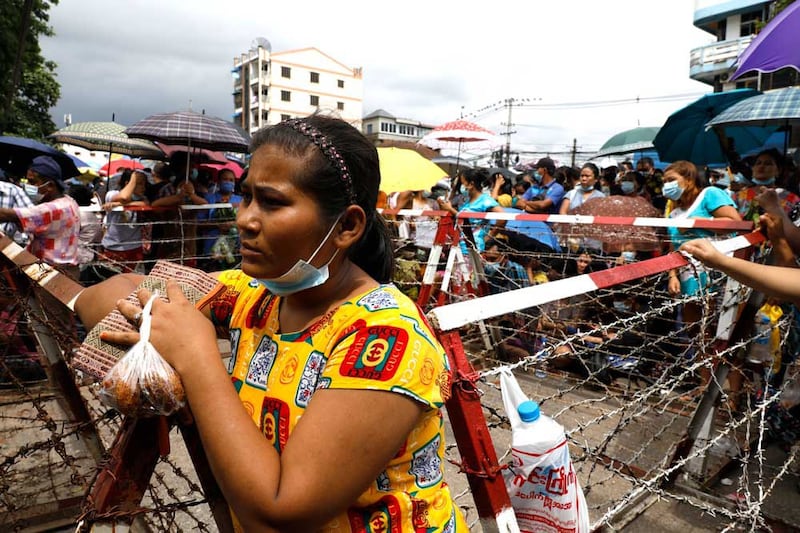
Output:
top-left (281, 66), bottom-right (291, 78)
top-left (310, 95), bottom-right (319, 106)
top-left (310, 71), bottom-right (320, 83)
top-left (337, 79), bottom-right (344, 88)
top-left (366, 124), bottom-right (373, 134)
top-left (281, 114), bottom-right (290, 121)
top-left (281, 90), bottom-right (291, 102)
top-left (337, 101), bottom-right (344, 111)
top-left (740, 11), bottom-right (761, 36)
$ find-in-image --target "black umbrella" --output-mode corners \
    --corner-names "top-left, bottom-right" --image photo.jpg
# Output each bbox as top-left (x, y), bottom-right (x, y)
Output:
top-left (0, 135), bottom-right (80, 178)
top-left (124, 110), bottom-right (250, 153)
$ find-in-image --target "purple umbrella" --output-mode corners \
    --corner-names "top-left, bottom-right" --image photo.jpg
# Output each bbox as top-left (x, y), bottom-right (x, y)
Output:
top-left (732, 1), bottom-right (800, 81)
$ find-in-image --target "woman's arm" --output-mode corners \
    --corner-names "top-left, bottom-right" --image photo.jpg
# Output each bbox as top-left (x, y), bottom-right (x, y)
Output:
top-left (709, 204), bottom-right (741, 222)
top-left (680, 238), bottom-right (800, 305)
top-left (558, 195), bottom-right (571, 215)
top-left (105, 281), bottom-right (425, 531)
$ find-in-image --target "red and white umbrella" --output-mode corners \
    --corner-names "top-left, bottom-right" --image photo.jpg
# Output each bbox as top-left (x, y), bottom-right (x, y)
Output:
top-left (418, 119), bottom-right (502, 151)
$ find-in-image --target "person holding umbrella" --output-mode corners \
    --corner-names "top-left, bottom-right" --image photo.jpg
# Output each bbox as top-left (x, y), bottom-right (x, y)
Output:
top-left (0, 156), bottom-right (80, 278)
top-left (74, 115), bottom-right (467, 532)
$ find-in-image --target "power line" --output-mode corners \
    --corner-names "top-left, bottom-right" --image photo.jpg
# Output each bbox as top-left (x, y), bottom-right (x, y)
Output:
top-left (464, 91), bottom-right (704, 119)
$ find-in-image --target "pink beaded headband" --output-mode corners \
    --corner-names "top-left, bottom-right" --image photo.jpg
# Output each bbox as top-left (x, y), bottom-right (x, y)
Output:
top-left (280, 118), bottom-right (357, 205)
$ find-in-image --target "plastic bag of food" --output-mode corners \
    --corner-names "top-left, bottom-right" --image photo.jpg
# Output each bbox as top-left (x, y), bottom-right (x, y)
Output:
top-left (99, 293), bottom-right (186, 417)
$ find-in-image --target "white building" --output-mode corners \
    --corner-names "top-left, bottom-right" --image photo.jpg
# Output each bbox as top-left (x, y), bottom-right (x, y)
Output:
top-left (232, 38), bottom-right (364, 134)
top-left (361, 109), bottom-right (435, 145)
top-left (689, 0), bottom-right (798, 91)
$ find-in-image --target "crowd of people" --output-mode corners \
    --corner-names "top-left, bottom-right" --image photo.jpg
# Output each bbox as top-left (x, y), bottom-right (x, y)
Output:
top-left (2, 113), bottom-right (800, 525)
top-left (386, 148), bottom-right (800, 422)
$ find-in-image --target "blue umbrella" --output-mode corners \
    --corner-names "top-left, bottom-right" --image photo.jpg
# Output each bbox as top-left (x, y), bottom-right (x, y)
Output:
top-left (0, 135), bottom-right (80, 178)
top-left (653, 89), bottom-right (774, 166)
top-left (705, 86), bottom-right (800, 128)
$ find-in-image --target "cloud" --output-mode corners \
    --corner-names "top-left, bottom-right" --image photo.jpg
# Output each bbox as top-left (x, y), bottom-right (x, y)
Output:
top-left (40, 0), bottom-right (714, 158)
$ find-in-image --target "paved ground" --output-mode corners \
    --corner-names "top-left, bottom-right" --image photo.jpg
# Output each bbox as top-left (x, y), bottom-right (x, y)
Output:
top-left (2, 357), bottom-right (799, 531)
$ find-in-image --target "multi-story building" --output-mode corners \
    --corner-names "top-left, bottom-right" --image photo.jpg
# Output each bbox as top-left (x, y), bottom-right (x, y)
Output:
top-left (232, 38), bottom-right (364, 134)
top-left (361, 109), bottom-right (435, 145)
top-left (690, 0), bottom-right (798, 91)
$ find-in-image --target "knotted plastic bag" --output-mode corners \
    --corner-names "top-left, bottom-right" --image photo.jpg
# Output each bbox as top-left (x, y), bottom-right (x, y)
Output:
top-left (99, 293), bottom-right (186, 417)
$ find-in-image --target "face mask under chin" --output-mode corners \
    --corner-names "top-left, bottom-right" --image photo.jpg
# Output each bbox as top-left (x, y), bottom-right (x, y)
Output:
top-left (255, 216), bottom-right (342, 296)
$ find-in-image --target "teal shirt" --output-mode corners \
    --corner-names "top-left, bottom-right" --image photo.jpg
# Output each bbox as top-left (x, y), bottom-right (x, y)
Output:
top-left (667, 186), bottom-right (736, 246)
top-left (459, 193), bottom-right (499, 252)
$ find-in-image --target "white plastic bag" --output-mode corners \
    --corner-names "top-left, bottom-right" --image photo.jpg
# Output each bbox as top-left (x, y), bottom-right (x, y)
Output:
top-left (501, 369), bottom-right (590, 533)
top-left (99, 293), bottom-right (186, 417)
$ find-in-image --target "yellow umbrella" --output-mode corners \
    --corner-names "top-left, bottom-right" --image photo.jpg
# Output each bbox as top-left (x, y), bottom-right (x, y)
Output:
top-left (377, 147), bottom-right (447, 193)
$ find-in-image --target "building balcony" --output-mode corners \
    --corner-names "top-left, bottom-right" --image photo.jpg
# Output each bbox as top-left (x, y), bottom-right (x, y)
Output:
top-left (689, 35), bottom-right (754, 84)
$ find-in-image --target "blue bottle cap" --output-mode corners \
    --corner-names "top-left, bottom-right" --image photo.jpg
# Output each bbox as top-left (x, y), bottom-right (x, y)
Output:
top-left (518, 400), bottom-right (540, 422)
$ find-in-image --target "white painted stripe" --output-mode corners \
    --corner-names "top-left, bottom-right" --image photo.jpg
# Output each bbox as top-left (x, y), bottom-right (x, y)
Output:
top-left (712, 233), bottom-right (759, 254)
top-left (422, 245), bottom-right (443, 285)
top-left (545, 214), bottom-right (596, 224)
top-left (494, 506), bottom-right (522, 533)
top-left (430, 274), bottom-right (599, 331)
top-left (2, 240), bottom-right (24, 260)
top-left (66, 289), bottom-right (85, 312)
top-left (23, 263), bottom-right (58, 285)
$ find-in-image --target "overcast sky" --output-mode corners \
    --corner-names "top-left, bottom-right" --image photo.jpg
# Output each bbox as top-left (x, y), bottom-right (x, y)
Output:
top-left (41, 0), bottom-right (715, 160)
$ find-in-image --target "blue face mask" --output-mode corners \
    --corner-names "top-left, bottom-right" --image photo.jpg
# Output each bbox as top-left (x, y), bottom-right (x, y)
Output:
top-left (219, 181), bottom-right (235, 194)
top-left (533, 171), bottom-right (543, 183)
top-left (752, 176), bottom-right (776, 186)
top-left (24, 183), bottom-right (43, 203)
top-left (459, 184), bottom-right (468, 195)
top-left (733, 172), bottom-right (749, 184)
top-left (621, 251), bottom-right (637, 262)
top-left (580, 184), bottom-right (595, 193)
top-left (620, 181), bottom-right (635, 194)
top-left (613, 300), bottom-right (632, 313)
top-left (662, 180), bottom-right (684, 201)
top-left (256, 217), bottom-right (340, 296)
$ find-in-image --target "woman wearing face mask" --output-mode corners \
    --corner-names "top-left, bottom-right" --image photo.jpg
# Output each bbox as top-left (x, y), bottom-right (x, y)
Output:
top-left (74, 115), bottom-right (467, 532)
top-left (662, 160), bottom-right (741, 401)
top-left (733, 149), bottom-right (800, 224)
top-left (437, 167), bottom-right (506, 252)
top-left (559, 162), bottom-right (605, 214)
top-left (199, 169), bottom-right (243, 271)
top-left (99, 169), bottom-right (150, 273)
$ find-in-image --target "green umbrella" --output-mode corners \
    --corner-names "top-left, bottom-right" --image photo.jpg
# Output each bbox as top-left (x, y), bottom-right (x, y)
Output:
top-left (48, 121), bottom-right (164, 159)
top-left (594, 126), bottom-right (661, 157)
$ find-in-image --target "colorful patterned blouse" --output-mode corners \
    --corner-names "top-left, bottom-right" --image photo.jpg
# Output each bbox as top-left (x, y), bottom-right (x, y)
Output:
top-left (202, 270), bottom-right (466, 532)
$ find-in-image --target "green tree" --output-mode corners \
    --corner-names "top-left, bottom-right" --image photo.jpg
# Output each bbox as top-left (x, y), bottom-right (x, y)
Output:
top-left (0, 0), bottom-right (60, 140)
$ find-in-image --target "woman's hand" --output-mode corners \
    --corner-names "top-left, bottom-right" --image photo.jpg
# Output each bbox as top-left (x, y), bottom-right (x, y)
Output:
top-left (760, 212), bottom-right (786, 243)
top-left (102, 280), bottom-right (218, 375)
top-left (667, 275), bottom-right (681, 297)
top-left (755, 187), bottom-right (782, 217)
top-left (679, 238), bottom-right (728, 270)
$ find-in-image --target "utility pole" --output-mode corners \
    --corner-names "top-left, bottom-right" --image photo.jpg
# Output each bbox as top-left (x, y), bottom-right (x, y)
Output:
top-left (571, 138), bottom-right (577, 167)
top-left (502, 98), bottom-right (515, 168)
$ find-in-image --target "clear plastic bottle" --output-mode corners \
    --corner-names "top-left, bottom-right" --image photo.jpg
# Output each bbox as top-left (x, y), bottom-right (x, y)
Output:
top-left (748, 312), bottom-right (772, 364)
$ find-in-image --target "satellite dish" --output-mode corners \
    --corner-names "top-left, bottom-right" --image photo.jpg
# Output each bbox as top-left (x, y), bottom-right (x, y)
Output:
top-left (251, 37), bottom-right (272, 52)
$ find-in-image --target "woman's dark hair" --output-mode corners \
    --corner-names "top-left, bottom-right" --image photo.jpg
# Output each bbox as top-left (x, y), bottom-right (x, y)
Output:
top-left (67, 183), bottom-right (93, 206)
top-left (756, 148), bottom-right (784, 170)
top-left (117, 168), bottom-right (133, 189)
top-left (249, 114), bottom-right (393, 283)
top-left (554, 166), bottom-right (578, 186)
top-left (581, 162), bottom-right (599, 180)
top-left (459, 167), bottom-right (489, 190)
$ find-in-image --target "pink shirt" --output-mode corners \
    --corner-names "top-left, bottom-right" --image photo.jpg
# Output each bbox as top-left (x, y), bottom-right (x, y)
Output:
top-left (14, 196), bottom-right (80, 265)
